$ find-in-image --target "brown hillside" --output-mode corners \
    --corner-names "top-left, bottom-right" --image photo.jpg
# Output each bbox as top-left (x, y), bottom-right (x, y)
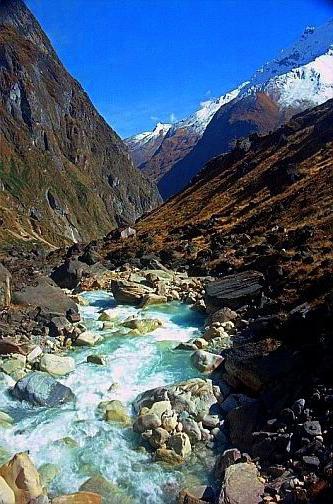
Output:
top-left (101, 99), bottom-right (333, 310)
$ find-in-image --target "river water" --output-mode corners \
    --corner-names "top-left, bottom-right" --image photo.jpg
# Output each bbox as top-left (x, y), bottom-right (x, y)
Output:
top-left (0, 290), bottom-right (212, 502)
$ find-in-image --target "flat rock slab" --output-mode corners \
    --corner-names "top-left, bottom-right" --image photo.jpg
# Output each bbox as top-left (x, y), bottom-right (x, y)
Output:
top-left (219, 462), bottom-right (264, 504)
top-left (205, 271), bottom-right (264, 311)
top-left (13, 276), bottom-right (78, 316)
top-left (11, 371), bottom-right (75, 407)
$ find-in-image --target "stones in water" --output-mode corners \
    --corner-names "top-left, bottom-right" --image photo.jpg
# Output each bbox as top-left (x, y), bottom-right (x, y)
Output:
top-left (11, 371), bottom-right (75, 407)
top-left (219, 462), bottom-right (264, 504)
top-left (75, 331), bottom-right (102, 347)
top-left (155, 448), bottom-right (184, 466)
top-left (39, 354), bottom-right (75, 376)
top-left (87, 355), bottom-right (106, 365)
top-left (133, 413), bottom-right (161, 433)
top-left (139, 293), bottom-right (168, 308)
top-left (38, 463), bottom-right (60, 490)
top-left (148, 427), bottom-right (170, 449)
top-left (121, 318), bottom-right (162, 335)
top-left (181, 417), bottom-right (202, 443)
top-left (191, 350), bottom-right (224, 373)
top-left (134, 378), bottom-right (219, 422)
top-left (104, 400), bottom-right (131, 426)
top-left (0, 452), bottom-right (43, 502)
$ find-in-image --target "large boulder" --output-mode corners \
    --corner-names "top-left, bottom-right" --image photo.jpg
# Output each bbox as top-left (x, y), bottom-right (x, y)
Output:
top-left (0, 476), bottom-right (15, 504)
top-left (206, 308), bottom-right (238, 326)
top-left (205, 271), bottom-right (264, 312)
top-left (0, 452), bottom-right (43, 503)
top-left (52, 493), bottom-right (101, 504)
top-left (39, 354), bottom-right (75, 376)
top-left (11, 372), bottom-right (75, 407)
top-left (191, 350), bottom-right (224, 373)
top-left (0, 264), bottom-right (11, 308)
top-left (224, 338), bottom-right (296, 393)
top-left (75, 331), bottom-right (102, 347)
top-left (12, 277), bottom-right (78, 317)
top-left (51, 259), bottom-right (90, 289)
top-left (218, 462), bottom-right (264, 504)
top-left (111, 280), bottom-right (154, 305)
top-left (104, 400), bottom-right (131, 426)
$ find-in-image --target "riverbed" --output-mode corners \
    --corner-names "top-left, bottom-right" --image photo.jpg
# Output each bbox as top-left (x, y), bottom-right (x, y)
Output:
top-left (0, 290), bottom-right (213, 502)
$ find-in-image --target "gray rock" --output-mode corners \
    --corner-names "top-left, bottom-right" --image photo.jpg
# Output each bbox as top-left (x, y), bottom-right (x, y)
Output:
top-left (179, 485), bottom-right (215, 503)
top-left (215, 448), bottom-right (242, 479)
top-left (12, 277), bottom-right (78, 317)
top-left (11, 371), bottom-right (75, 407)
top-left (149, 427), bottom-right (170, 448)
top-left (51, 259), bottom-right (90, 289)
top-left (182, 417), bottom-right (202, 443)
top-left (49, 316), bottom-right (72, 337)
top-left (219, 462), bottom-right (264, 504)
top-left (303, 420), bottom-right (322, 437)
top-left (191, 350), bottom-right (224, 373)
top-left (207, 307), bottom-right (238, 325)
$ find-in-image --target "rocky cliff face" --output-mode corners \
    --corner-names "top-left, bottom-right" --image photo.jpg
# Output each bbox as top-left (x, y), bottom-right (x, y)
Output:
top-left (0, 0), bottom-right (161, 248)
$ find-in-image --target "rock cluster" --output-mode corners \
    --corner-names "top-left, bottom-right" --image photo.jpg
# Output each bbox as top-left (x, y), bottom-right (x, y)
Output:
top-left (132, 378), bottom-right (225, 464)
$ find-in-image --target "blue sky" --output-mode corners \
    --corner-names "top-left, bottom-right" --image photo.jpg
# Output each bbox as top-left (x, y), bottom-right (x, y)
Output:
top-left (26, 0), bottom-right (333, 138)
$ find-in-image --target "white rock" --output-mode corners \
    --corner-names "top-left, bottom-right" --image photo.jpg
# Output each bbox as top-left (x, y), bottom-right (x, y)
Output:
top-left (75, 331), bottom-right (102, 347)
top-left (40, 354), bottom-right (75, 376)
top-left (27, 346), bottom-right (43, 363)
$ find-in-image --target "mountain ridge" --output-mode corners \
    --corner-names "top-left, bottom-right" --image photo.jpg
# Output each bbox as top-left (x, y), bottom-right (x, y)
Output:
top-left (127, 19), bottom-right (333, 198)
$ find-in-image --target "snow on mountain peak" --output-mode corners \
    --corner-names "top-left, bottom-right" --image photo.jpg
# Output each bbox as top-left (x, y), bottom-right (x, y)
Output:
top-left (249, 19), bottom-right (333, 87)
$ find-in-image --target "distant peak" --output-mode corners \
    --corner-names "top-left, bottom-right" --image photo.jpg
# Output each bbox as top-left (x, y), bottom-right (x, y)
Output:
top-left (153, 122), bottom-right (171, 134)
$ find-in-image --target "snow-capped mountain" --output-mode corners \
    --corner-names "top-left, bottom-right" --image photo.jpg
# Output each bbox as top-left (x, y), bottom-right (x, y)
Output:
top-left (126, 122), bottom-right (171, 167)
top-left (125, 84), bottom-right (246, 182)
top-left (127, 19), bottom-right (333, 195)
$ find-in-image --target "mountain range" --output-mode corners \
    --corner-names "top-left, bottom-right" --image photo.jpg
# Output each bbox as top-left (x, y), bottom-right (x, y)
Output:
top-left (127, 20), bottom-right (333, 199)
top-left (0, 0), bottom-right (161, 249)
